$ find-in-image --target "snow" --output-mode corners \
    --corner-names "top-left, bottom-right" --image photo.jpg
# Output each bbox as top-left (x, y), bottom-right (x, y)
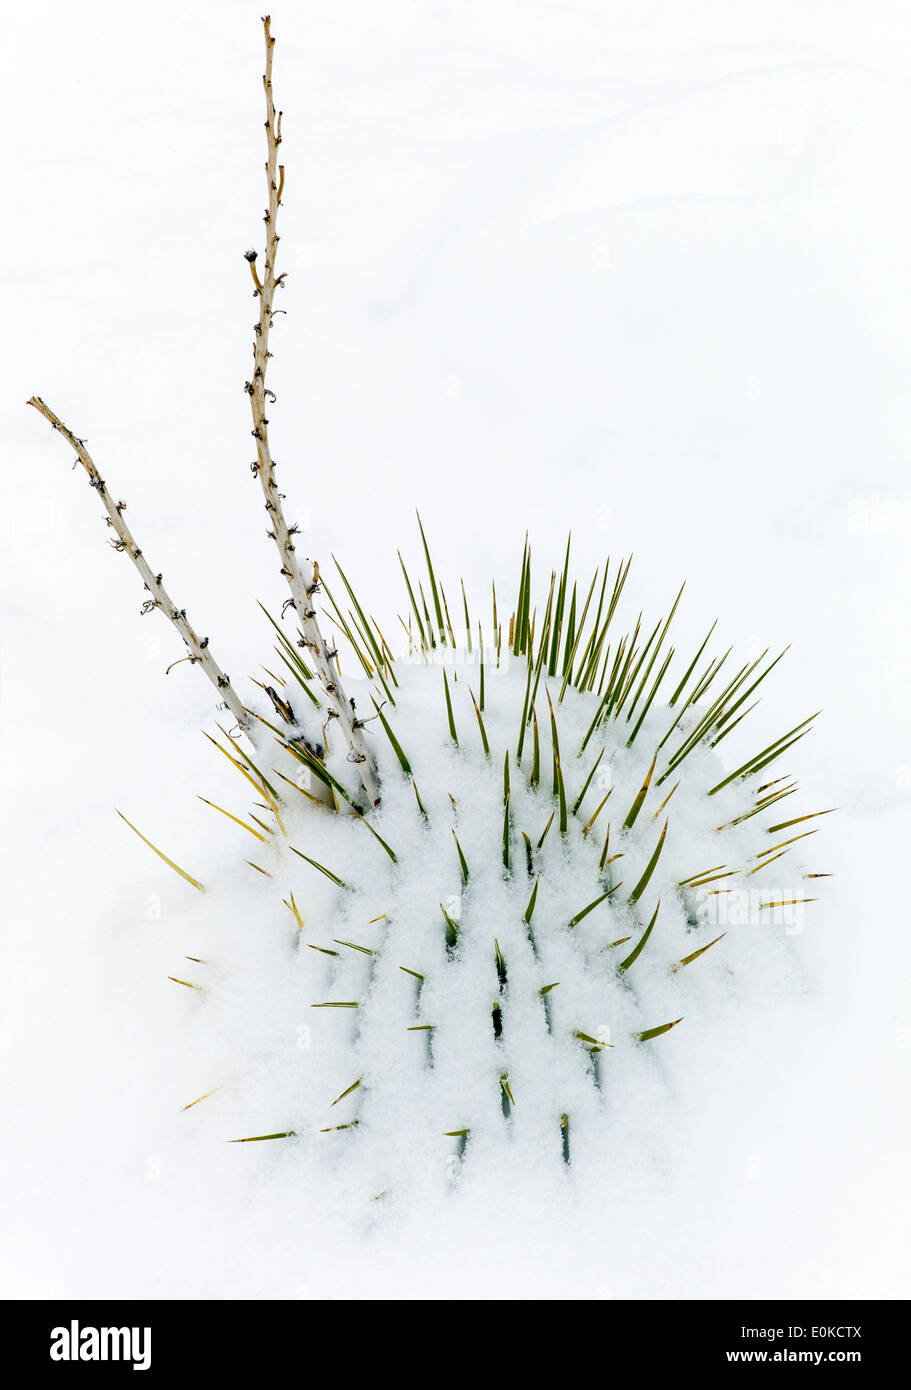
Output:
top-left (2, 0), bottom-right (910, 1299)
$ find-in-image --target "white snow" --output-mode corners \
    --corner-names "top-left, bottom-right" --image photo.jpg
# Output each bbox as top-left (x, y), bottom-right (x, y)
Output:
top-left (1, 0), bottom-right (910, 1299)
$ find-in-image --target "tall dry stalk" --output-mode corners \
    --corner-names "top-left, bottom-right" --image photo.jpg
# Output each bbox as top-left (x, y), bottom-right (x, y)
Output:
top-left (26, 396), bottom-right (252, 738)
top-left (245, 16), bottom-right (380, 807)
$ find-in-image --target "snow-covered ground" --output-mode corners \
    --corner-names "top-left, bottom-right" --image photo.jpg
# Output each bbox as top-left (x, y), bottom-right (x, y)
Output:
top-left (2, 0), bottom-right (910, 1298)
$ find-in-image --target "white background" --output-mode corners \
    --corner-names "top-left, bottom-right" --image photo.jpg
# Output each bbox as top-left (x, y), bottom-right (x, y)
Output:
top-left (2, 0), bottom-right (910, 1297)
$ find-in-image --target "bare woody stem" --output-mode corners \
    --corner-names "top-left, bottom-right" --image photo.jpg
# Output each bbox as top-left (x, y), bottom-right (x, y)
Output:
top-left (246, 15), bottom-right (380, 808)
top-left (27, 395), bottom-right (254, 738)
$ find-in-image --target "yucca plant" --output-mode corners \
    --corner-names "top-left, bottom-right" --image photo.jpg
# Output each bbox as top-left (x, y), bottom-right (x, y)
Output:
top-left (29, 17), bottom-right (828, 1192)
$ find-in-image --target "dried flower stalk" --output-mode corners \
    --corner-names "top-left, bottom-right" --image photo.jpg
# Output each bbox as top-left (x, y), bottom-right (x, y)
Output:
top-left (26, 396), bottom-right (253, 737)
top-left (246, 15), bottom-right (380, 807)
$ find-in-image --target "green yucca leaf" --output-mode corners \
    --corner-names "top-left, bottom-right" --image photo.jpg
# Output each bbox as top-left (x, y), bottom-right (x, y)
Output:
top-left (258, 603), bottom-right (320, 702)
top-left (371, 615), bottom-right (398, 676)
top-left (539, 982), bottom-right (560, 995)
top-left (319, 1121), bottom-right (360, 1132)
top-left (560, 567), bottom-right (599, 698)
top-left (582, 790), bottom-right (611, 837)
top-left (440, 582), bottom-right (457, 647)
top-left (245, 858), bottom-right (272, 877)
top-left (521, 548), bottom-right (533, 656)
top-left (320, 577), bottom-right (376, 678)
top-left (502, 794), bottom-right (511, 871)
top-left (398, 551), bottom-right (429, 650)
top-left (546, 687), bottom-right (561, 778)
top-left (573, 565), bottom-right (608, 690)
top-left (670, 933), bottom-right (726, 972)
top-left (412, 778), bottom-right (428, 820)
top-left (627, 583), bottom-right (684, 718)
top-left (257, 602), bottom-right (314, 677)
top-left (515, 657), bottom-right (534, 763)
top-left (342, 604), bottom-right (396, 703)
top-left (307, 944), bottom-right (340, 957)
top-left (628, 819), bottom-right (668, 904)
top-left (530, 707), bottom-right (541, 788)
top-left (417, 511), bottom-right (446, 645)
top-left (755, 829), bottom-right (817, 856)
top-left (371, 699), bottom-right (411, 775)
top-left (272, 647), bottom-right (321, 706)
top-left (707, 714), bottom-right (820, 795)
top-left (229, 1131), bottom-right (296, 1143)
top-left (311, 1001), bottom-right (359, 1008)
top-left (534, 570), bottom-right (556, 669)
top-left (574, 1030), bottom-right (615, 1051)
top-left (561, 582), bottom-right (578, 676)
top-left (399, 965), bottom-right (425, 981)
top-left (622, 750), bottom-right (658, 830)
top-left (182, 1087), bottom-right (220, 1112)
top-left (494, 937), bottom-right (507, 988)
top-left (695, 644), bottom-right (733, 697)
top-left (353, 812), bottom-right (398, 862)
top-left (651, 781), bottom-right (678, 819)
top-left (579, 689), bottom-right (610, 753)
top-left (766, 808), bottom-right (836, 834)
top-left (678, 862), bottom-right (726, 886)
top-left (617, 900), bottom-right (660, 972)
top-left (461, 579), bottom-right (472, 652)
top-left (452, 829), bottom-right (470, 884)
top-left (615, 615), bottom-right (660, 719)
top-left (637, 1017), bottom-right (683, 1042)
top-left (713, 646), bottom-right (790, 736)
top-left (758, 895), bottom-right (817, 909)
top-left (245, 702), bottom-right (292, 741)
top-left (627, 645), bottom-right (675, 746)
top-left (567, 881), bottom-right (622, 928)
top-left (715, 782), bottom-right (797, 830)
top-left (330, 1077), bottom-right (363, 1107)
top-left (524, 875), bottom-right (540, 924)
top-left (333, 938), bottom-right (375, 955)
top-left (548, 535), bottom-right (572, 677)
top-left (116, 811), bottom-right (206, 892)
top-left (440, 902), bottom-right (460, 951)
top-left (196, 796), bottom-right (267, 843)
top-left (745, 848), bottom-right (790, 875)
top-left (513, 537), bottom-right (528, 657)
top-left (606, 615), bottom-right (641, 716)
top-left (206, 729), bottom-right (284, 818)
top-left (585, 557), bottom-right (631, 697)
top-left (572, 747), bottom-right (604, 815)
top-left (657, 647), bottom-right (735, 756)
top-left (281, 738), bottom-right (360, 812)
top-left (537, 810), bottom-right (555, 849)
top-left (290, 846), bottom-right (350, 889)
top-left (600, 635), bottom-right (628, 707)
top-left (662, 654), bottom-right (768, 777)
top-left (443, 670), bottom-right (458, 745)
top-left (668, 619), bottom-right (717, 707)
top-left (503, 750), bottom-right (511, 805)
top-left (709, 700), bottom-right (759, 748)
top-left (469, 687), bottom-right (490, 756)
top-left (554, 754), bottom-right (568, 835)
